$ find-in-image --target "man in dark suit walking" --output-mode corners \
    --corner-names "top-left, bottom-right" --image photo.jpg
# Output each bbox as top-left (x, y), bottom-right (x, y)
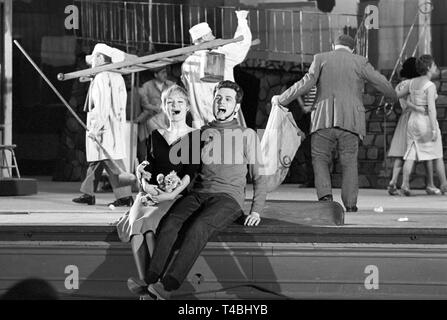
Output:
top-left (272, 34), bottom-right (397, 212)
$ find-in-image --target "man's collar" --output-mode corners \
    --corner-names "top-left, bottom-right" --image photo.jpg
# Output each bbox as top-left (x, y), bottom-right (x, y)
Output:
top-left (334, 45), bottom-right (353, 53)
top-left (209, 119), bottom-right (239, 128)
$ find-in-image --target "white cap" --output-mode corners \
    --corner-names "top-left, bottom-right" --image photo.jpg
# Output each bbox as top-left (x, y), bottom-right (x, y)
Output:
top-left (189, 22), bottom-right (213, 42)
top-left (85, 43), bottom-right (126, 65)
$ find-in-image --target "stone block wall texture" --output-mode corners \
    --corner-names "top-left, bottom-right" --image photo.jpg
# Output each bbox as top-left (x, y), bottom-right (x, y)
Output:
top-left (53, 58), bottom-right (447, 189)
top-left (358, 73), bottom-right (447, 189)
top-left (239, 60), bottom-right (447, 189)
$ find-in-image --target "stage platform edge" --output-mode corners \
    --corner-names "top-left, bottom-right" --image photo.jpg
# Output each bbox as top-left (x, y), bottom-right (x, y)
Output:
top-left (0, 178), bottom-right (38, 196)
top-left (1, 241), bottom-right (447, 299)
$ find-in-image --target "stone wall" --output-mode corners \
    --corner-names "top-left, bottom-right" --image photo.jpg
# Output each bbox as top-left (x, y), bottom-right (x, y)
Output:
top-left (240, 59), bottom-right (311, 184)
top-left (345, 71), bottom-right (447, 189)
top-left (52, 58), bottom-right (447, 189)
top-left (239, 60), bottom-right (447, 189)
top-left (52, 111), bottom-right (88, 182)
top-left (240, 59), bottom-right (305, 129)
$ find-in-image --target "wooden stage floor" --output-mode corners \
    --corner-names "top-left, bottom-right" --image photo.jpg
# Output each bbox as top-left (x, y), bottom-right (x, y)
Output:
top-left (1, 176), bottom-right (447, 225)
top-left (1, 176), bottom-right (447, 244)
top-left (1, 177), bottom-right (447, 299)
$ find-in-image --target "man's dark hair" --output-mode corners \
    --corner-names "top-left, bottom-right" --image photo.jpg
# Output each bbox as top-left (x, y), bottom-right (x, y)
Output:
top-left (153, 66), bottom-right (167, 75)
top-left (213, 80), bottom-right (244, 104)
top-left (400, 57), bottom-right (419, 79)
top-left (416, 54), bottom-right (434, 75)
top-left (100, 53), bottom-right (113, 64)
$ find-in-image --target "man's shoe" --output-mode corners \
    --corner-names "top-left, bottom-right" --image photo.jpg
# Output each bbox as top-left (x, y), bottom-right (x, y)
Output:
top-left (148, 281), bottom-right (171, 300)
top-left (318, 195), bottom-right (333, 201)
top-left (345, 206), bottom-right (358, 212)
top-left (400, 186), bottom-right (411, 197)
top-left (139, 294), bottom-right (156, 300)
top-left (387, 183), bottom-right (399, 196)
top-left (127, 277), bottom-right (148, 295)
top-left (72, 194), bottom-right (95, 205)
top-left (108, 196), bottom-right (134, 207)
top-left (426, 186), bottom-right (441, 195)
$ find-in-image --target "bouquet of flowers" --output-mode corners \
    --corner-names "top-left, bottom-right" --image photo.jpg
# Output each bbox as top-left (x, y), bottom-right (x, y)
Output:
top-left (136, 161), bottom-right (181, 206)
top-left (156, 171), bottom-right (182, 193)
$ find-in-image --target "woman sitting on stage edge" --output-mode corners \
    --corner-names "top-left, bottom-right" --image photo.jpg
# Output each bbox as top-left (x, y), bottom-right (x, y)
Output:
top-left (387, 57), bottom-right (438, 196)
top-left (396, 55), bottom-right (447, 196)
top-left (115, 85), bottom-right (200, 293)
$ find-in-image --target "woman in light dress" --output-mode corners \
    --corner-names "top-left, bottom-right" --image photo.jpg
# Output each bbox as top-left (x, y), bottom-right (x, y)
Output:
top-left (387, 57), bottom-right (437, 195)
top-left (395, 55), bottom-right (447, 196)
top-left (116, 85), bottom-right (200, 293)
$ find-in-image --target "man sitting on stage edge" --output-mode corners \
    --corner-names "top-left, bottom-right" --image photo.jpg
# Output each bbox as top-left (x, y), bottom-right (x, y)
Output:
top-left (145, 80), bottom-right (266, 300)
top-left (72, 44), bottom-right (134, 207)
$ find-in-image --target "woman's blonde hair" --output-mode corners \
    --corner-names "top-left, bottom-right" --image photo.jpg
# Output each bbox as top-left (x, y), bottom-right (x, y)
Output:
top-left (160, 85), bottom-right (190, 114)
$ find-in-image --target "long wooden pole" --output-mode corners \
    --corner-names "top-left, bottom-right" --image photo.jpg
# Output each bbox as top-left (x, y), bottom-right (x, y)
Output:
top-left (129, 72), bottom-right (135, 172)
top-left (57, 36), bottom-right (244, 81)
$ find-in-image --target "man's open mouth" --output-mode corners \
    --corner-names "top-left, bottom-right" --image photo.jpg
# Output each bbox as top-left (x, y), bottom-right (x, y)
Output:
top-left (172, 110), bottom-right (181, 115)
top-left (217, 107), bottom-right (226, 115)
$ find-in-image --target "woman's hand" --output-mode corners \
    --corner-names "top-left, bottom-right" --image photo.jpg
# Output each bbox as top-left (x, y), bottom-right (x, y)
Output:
top-left (405, 98), bottom-right (426, 113)
top-left (150, 188), bottom-right (174, 204)
top-left (415, 106), bottom-right (426, 113)
top-left (297, 128), bottom-right (306, 140)
top-left (136, 161), bottom-right (151, 184)
top-left (136, 161), bottom-right (150, 173)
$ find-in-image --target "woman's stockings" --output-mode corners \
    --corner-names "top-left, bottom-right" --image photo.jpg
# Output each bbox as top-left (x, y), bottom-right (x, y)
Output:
top-left (130, 234), bottom-right (150, 282)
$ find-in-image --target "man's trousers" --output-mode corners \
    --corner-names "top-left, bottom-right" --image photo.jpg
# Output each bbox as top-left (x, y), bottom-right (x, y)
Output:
top-left (311, 128), bottom-right (359, 208)
top-left (80, 159), bottom-right (132, 200)
top-left (147, 192), bottom-right (242, 290)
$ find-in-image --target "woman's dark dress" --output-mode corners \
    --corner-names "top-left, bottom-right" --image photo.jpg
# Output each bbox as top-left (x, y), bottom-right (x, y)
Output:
top-left (116, 129), bottom-right (199, 242)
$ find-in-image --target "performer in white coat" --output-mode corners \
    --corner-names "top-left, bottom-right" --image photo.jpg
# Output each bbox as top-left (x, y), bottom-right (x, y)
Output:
top-left (73, 43), bottom-right (134, 207)
top-left (181, 10), bottom-right (252, 128)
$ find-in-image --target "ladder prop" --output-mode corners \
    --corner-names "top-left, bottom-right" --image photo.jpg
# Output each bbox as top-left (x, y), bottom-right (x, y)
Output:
top-left (57, 36), bottom-right (252, 81)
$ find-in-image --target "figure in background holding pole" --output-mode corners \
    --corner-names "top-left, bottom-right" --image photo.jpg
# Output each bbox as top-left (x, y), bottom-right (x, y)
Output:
top-left (72, 44), bottom-right (134, 207)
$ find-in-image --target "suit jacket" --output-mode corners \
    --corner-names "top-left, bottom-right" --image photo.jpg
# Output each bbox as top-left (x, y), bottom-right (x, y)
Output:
top-left (278, 48), bottom-right (397, 138)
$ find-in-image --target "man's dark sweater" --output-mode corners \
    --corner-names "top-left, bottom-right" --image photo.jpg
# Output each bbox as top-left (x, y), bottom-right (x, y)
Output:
top-left (192, 120), bottom-right (267, 214)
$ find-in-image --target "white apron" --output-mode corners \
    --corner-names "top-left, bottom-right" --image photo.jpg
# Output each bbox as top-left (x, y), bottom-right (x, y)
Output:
top-left (85, 71), bottom-right (127, 162)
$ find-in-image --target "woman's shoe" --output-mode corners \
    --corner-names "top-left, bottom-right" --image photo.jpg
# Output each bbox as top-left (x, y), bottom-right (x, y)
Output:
top-left (387, 183), bottom-right (399, 196)
top-left (441, 184), bottom-right (447, 195)
top-left (400, 186), bottom-right (412, 197)
top-left (426, 186), bottom-right (442, 195)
